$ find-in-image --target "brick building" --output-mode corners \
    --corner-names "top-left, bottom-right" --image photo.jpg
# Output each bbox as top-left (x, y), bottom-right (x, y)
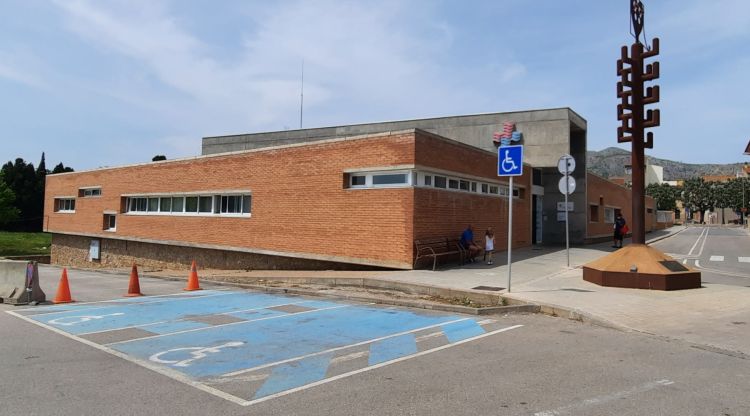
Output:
top-left (585, 172), bottom-right (659, 242)
top-left (45, 129), bottom-right (531, 270)
top-left (45, 108), bottom-right (665, 271)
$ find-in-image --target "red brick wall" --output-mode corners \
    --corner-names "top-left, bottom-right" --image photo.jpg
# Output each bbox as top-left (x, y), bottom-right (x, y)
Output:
top-left (413, 132), bottom-right (532, 250)
top-left (585, 172), bottom-right (656, 238)
top-left (45, 130), bottom-right (534, 270)
top-left (45, 132), bottom-right (417, 268)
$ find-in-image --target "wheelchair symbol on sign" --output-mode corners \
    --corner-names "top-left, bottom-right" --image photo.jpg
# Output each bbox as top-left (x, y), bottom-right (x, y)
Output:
top-left (501, 150), bottom-right (518, 173)
top-left (48, 313), bottom-right (125, 326)
top-left (149, 341), bottom-right (245, 368)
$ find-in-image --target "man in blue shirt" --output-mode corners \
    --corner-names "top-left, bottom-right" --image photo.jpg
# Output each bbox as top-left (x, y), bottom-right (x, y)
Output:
top-left (460, 225), bottom-right (482, 263)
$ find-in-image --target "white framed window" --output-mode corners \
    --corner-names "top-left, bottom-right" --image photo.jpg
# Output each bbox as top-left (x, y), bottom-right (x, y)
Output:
top-left (124, 193), bottom-right (251, 217)
top-left (348, 171), bottom-right (411, 189)
top-left (220, 195), bottom-right (251, 214)
top-left (54, 198), bottom-right (76, 213)
top-left (79, 187), bottom-right (101, 197)
top-left (604, 207), bottom-right (615, 223)
top-left (103, 214), bottom-right (116, 231)
top-left (350, 175), bottom-right (366, 187)
top-left (346, 168), bottom-right (523, 200)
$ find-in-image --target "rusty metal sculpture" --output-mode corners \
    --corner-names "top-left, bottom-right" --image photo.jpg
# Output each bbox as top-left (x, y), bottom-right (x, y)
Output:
top-left (581, 1), bottom-right (699, 290)
top-left (617, 0), bottom-right (659, 245)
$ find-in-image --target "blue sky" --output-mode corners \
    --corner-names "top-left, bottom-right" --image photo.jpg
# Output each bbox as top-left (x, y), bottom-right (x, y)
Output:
top-left (1, 0), bottom-right (748, 170)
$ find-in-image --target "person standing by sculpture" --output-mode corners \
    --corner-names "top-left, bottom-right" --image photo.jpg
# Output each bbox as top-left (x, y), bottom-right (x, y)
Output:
top-left (613, 213), bottom-right (628, 248)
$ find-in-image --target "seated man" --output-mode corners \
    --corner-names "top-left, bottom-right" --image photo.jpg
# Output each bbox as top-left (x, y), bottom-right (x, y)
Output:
top-left (460, 224), bottom-right (482, 263)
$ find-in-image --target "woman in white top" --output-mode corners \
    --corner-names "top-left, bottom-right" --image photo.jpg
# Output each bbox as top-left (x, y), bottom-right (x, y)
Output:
top-left (485, 227), bottom-right (495, 265)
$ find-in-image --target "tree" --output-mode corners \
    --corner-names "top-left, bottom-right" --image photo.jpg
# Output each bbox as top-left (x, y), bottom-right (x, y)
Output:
top-left (646, 183), bottom-right (678, 211)
top-left (724, 177), bottom-right (750, 215)
top-left (152, 155), bottom-right (167, 161)
top-left (0, 172), bottom-right (20, 228)
top-left (681, 178), bottom-right (715, 223)
top-left (51, 162), bottom-right (74, 174)
top-left (0, 158), bottom-right (37, 230)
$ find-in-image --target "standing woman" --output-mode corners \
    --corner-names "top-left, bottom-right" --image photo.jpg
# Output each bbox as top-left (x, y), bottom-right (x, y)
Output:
top-left (613, 213), bottom-right (627, 248)
top-left (485, 227), bottom-right (495, 265)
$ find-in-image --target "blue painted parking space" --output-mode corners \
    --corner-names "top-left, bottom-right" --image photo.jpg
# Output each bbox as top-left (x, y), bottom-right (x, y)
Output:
top-left (11, 289), bottom-right (522, 406)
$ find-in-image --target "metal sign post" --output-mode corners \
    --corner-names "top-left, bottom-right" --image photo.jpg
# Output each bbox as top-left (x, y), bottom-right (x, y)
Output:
top-left (558, 154), bottom-right (576, 267)
top-left (498, 144), bottom-right (523, 293)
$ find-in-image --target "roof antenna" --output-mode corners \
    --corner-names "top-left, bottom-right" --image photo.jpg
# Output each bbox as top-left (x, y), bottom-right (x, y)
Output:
top-left (299, 60), bottom-right (304, 129)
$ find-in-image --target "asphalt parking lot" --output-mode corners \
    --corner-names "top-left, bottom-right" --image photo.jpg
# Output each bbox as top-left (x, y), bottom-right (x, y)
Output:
top-left (9, 288), bottom-right (521, 407)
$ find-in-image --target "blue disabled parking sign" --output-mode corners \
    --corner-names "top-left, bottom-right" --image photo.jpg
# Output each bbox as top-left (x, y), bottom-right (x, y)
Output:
top-left (498, 145), bottom-right (523, 176)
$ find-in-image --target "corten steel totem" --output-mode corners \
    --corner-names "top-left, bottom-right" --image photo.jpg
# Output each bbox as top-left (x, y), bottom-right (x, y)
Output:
top-left (617, 0), bottom-right (659, 244)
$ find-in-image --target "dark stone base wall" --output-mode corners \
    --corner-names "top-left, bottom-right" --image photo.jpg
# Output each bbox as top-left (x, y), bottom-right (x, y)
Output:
top-left (50, 234), bottom-right (384, 271)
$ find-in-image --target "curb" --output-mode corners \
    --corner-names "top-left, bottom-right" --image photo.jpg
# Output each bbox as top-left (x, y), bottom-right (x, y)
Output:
top-left (138, 273), bottom-right (539, 316)
top-left (645, 226), bottom-right (688, 245)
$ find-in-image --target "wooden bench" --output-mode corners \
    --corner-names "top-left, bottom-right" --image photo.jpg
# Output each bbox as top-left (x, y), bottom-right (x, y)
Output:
top-left (413, 238), bottom-right (463, 270)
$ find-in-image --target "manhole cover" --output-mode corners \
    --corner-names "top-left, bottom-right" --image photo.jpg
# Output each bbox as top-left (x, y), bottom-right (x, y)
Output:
top-left (472, 286), bottom-right (504, 291)
top-left (660, 260), bottom-right (688, 272)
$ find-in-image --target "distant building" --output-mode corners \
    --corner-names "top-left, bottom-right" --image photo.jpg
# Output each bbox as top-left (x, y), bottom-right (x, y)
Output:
top-left (645, 164), bottom-right (664, 185)
top-left (619, 163), bottom-right (663, 187)
top-left (702, 174), bottom-right (735, 183)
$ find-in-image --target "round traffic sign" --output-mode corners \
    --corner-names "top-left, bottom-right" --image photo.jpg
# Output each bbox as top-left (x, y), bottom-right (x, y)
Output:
top-left (558, 175), bottom-right (576, 195)
top-left (558, 154), bottom-right (576, 175)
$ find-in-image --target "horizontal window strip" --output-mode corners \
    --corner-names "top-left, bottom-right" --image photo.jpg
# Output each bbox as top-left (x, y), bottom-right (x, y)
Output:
top-left (123, 193), bottom-right (251, 217)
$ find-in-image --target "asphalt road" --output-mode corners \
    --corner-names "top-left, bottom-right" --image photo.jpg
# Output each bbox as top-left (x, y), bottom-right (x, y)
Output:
top-left (652, 225), bottom-right (750, 286)
top-left (1, 267), bottom-right (749, 415)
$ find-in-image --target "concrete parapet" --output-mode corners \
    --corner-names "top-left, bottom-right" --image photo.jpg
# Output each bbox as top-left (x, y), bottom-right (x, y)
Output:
top-left (0, 260), bottom-right (46, 305)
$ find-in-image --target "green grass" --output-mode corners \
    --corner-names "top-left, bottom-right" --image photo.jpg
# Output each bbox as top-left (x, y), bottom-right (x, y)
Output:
top-left (0, 232), bottom-right (52, 257)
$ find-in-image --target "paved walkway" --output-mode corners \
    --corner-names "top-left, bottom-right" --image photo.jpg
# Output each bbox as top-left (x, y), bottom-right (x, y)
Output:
top-left (371, 226), bottom-right (750, 357)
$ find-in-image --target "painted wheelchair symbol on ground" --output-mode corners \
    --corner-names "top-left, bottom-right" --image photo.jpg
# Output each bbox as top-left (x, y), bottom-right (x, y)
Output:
top-left (150, 341), bottom-right (246, 367)
top-left (9, 289), bottom-right (522, 407)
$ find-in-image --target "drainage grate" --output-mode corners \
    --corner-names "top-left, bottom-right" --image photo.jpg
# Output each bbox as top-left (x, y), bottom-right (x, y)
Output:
top-left (472, 286), bottom-right (504, 291)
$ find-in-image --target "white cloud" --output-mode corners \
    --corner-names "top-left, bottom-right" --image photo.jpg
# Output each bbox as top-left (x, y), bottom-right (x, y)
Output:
top-left (50, 0), bottom-right (534, 139)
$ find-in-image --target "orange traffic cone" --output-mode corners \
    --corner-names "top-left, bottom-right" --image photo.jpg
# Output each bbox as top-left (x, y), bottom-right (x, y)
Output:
top-left (53, 268), bottom-right (74, 304)
top-left (125, 263), bottom-right (144, 297)
top-left (184, 260), bottom-right (202, 291)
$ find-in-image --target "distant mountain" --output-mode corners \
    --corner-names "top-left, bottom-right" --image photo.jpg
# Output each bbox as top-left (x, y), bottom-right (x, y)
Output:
top-left (587, 147), bottom-right (747, 181)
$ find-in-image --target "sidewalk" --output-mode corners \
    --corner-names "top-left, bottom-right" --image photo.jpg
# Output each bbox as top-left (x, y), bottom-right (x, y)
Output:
top-left (370, 225), bottom-right (750, 357)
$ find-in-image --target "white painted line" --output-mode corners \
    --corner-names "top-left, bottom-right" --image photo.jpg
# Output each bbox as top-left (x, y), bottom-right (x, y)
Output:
top-left (240, 324), bottom-right (524, 407)
top-left (739, 257), bottom-right (750, 263)
top-left (415, 332), bottom-right (444, 342)
top-left (687, 227), bottom-right (706, 256)
top-left (695, 260), bottom-right (701, 268)
top-left (692, 262), bottom-right (750, 278)
top-left (697, 227), bottom-right (710, 257)
top-left (5, 309), bottom-right (252, 407)
top-left (329, 351), bottom-right (369, 365)
top-left (12, 289), bottom-right (229, 312)
top-left (682, 259), bottom-right (687, 264)
top-left (106, 304), bottom-right (354, 346)
top-left (709, 256), bottom-right (724, 262)
top-left (533, 379), bottom-right (674, 416)
top-left (20, 292), bottom-right (235, 316)
top-left (477, 319), bottom-right (497, 325)
top-left (222, 317), bottom-right (471, 377)
top-left (206, 373), bottom-right (270, 385)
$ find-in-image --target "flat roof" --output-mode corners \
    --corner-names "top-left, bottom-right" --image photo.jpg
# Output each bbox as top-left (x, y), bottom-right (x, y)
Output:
top-left (202, 107), bottom-right (587, 142)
